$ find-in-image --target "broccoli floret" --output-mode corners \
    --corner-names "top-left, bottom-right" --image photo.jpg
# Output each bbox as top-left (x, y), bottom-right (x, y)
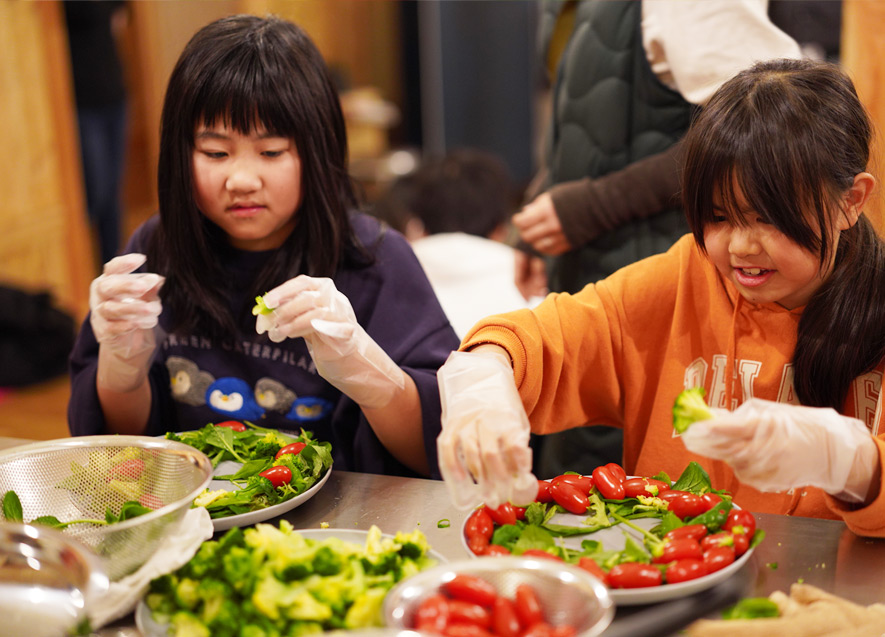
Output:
top-left (313, 545), bottom-right (344, 576)
top-left (222, 546), bottom-right (256, 594)
top-left (252, 295), bottom-right (273, 316)
top-left (174, 578), bottom-right (201, 610)
top-left (343, 587), bottom-right (387, 629)
top-left (252, 440), bottom-right (283, 459)
top-left (169, 610), bottom-right (210, 637)
top-left (672, 387), bottom-right (714, 433)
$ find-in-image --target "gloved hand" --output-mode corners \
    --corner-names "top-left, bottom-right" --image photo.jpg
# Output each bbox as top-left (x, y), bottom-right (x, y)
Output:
top-left (89, 253), bottom-right (164, 393)
top-left (681, 398), bottom-right (879, 503)
top-left (436, 349), bottom-right (538, 510)
top-left (255, 275), bottom-right (405, 409)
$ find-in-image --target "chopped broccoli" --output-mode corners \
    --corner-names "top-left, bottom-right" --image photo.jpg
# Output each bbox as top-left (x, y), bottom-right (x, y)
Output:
top-left (252, 295), bottom-right (273, 316)
top-left (672, 387), bottom-right (714, 433)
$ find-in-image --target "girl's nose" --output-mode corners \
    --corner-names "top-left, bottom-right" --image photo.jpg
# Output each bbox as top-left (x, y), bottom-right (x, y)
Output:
top-left (225, 163), bottom-right (261, 193)
top-left (728, 225), bottom-right (762, 256)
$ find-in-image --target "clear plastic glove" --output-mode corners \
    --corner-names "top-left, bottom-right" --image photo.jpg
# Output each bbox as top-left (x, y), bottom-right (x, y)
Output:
top-left (255, 275), bottom-right (405, 409)
top-left (681, 398), bottom-right (879, 503)
top-left (89, 253), bottom-right (164, 393)
top-left (436, 349), bottom-right (537, 510)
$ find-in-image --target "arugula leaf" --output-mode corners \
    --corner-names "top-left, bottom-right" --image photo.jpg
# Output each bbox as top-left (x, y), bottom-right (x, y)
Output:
top-left (721, 597), bottom-right (780, 619)
top-left (671, 461), bottom-right (714, 494)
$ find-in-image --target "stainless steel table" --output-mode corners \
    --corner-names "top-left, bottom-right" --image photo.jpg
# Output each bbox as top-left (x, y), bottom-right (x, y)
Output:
top-left (2, 438), bottom-right (884, 634)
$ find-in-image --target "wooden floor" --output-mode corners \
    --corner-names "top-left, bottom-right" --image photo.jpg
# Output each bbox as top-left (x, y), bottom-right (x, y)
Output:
top-left (0, 375), bottom-right (72, 441)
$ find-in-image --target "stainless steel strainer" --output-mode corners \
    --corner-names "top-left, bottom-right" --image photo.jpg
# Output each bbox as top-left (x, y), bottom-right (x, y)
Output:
top-left (0, 435), bottom-right (213, 581)
top-left (384, 557), bottom-right (614, 637)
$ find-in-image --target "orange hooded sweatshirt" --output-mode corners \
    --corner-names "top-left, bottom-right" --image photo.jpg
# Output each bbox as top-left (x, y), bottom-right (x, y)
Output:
top-left (462, 234), bottom-right (885, 536)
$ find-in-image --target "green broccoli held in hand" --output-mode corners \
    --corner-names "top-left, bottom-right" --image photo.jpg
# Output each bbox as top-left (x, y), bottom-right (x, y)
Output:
top-left (672, 387), bottom-right (714, 434)
top-left (252, 295), bottom-right (273, 316)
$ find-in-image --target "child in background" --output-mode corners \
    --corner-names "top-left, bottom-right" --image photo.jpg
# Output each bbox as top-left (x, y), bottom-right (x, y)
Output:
top-left (69, 15), bottom-right (460, 478)
top-left (436, 58), bottom-right (885, 537)
top-left (373, 148), bottom-right (541, 339)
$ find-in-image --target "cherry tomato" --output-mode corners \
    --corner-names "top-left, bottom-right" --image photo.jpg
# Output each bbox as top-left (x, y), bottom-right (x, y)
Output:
top-left (549, 480), bottom-right (589, 515)
top-left (659, 490), bottom-right (690, 503)
top-left (731, 531), bottom-right (750, 557)
top-left (664, 524), bottom-right (708, 543)
top-left (492, 597), bottom-right (521, 637)
top-left (701, 532), bottom-right (734, 552)
top-left (521, 549), bottom-right (563, 562)
top-left (482, 544), bottom-right (511, 556)
top-left (415, 593), bottom-right (450, 633)
top-left (551, 473), bottom-right (593, 494)
top-left (485, 503), bottom-right (518, 527)
top-left (443, 624), bottom-right (494, 637)
top-left (551, 625), bottom-right (578, 637)
top-left (447, 599), bottom-right (492, 628)
top-left (703, 546), bottom-right (736, 573)
top-left (258, 465), bottom-right (292, 488)
top-left (138, 493), bottom-right (164, 510)
top-left (215, 420), bottom-right (246, 432)
top-left (443, 574), bottom-right (498, 607)
top-left (275, 441), bottom-right (306, 459)
top-left (521, 624), bottom-right (554, 637)
top-left (724, 509), bottom-right (757, 539)
top-left (700, 492), bottom-right (723, 511)
top-left (607, 563), bottom-right (663, 589)
top-left (535, 480), bottom-right (553, 503)
top-left (514, 506), bottom-right (527, 521)
top-left (665, 493), bottom-right (708, 520)
top-left (665, 559), bottom-right (708, 584)
top-left (592, 466), bottom-right (625, 500)
top-left (604, 463), bottom-right (627, 484)
top-left (653, 537), bottom-right (703, 564)
top-left (465, 507), bottom-right (494, 542)
top-left (577, 556), bottom-right (607, 583)
top-left (624, 477), bottom-right (670, 499)
top-left (514, 584), bottom-right (544, 627)
top-left (467, 536), bottom-right (490, 556)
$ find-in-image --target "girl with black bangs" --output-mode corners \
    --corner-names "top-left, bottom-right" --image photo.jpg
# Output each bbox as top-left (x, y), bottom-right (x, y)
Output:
top-left (434, 58), bottom-right (885, 536)
top-left (69, 15), bottom-right (460, 479)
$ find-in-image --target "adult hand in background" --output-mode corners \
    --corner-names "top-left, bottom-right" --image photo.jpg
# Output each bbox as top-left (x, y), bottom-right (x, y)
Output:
top-left (512, 192), bottom-right (573, 256)
top-left (514, 250), bottom-right (548, 301)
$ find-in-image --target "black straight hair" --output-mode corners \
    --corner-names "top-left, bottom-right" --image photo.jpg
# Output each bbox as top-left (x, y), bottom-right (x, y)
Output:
top-left (148, 14), bottom-right (367, 344)
top-left (681, 58), bottom-right (885, 410)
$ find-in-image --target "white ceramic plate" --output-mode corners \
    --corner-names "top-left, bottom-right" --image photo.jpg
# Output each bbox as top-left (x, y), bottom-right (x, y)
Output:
top-left (461, 488), bottom-right (754, 606)
top-left (136, 528), bottom-right (447, 636)
top-left (208, 459), bottom-right (332, 531)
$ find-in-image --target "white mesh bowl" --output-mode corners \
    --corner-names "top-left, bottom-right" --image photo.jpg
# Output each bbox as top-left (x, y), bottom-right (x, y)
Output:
top-left (384, 557), bottom-right (614, 637)
top-left (0, 435), bottom-right (212, 580)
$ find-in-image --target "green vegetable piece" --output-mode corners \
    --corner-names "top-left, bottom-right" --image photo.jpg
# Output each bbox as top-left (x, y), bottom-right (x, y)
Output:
top-left (767, 562), bottom-right (778, 570)
top-left (437, 519), bottom-right (450, 529)
top-left (672, 387), bottom-right (714, 433)
top-left (3, 490), bottom-right (23, 522)
top-left (252, 295), bottom-right (273, 316)
top-left (721, 597), bottom-right (780, 620)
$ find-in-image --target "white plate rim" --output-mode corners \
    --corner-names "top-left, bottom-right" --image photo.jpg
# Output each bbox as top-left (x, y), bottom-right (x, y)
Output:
top-left (135, 527), bottom-right (447, 636)
top-left (460, 479), bottom-right (755, 606)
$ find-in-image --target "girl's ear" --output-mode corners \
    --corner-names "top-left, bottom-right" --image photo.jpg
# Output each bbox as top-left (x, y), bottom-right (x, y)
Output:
top-left (841, 172), bottom-right (876, 229)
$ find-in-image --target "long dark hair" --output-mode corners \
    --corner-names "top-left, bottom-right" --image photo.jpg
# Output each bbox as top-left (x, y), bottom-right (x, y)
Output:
top-left (149, 14), bottom-right (364, 343)
top-left (682, 58), bottom-right (885, 410)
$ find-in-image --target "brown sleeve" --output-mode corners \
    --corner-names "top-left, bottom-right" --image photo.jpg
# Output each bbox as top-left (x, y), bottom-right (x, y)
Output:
top-left (549, 141), bottom-right (684, 248)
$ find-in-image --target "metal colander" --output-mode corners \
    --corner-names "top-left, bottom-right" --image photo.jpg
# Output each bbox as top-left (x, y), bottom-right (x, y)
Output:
top-left (0, 435), bottom-right (213, 581)
top-left (384, 557), bottom-right (615, 637)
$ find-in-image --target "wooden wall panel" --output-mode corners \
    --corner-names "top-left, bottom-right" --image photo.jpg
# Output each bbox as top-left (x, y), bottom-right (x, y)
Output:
top-left (0, 1), bottom-right (92, 319)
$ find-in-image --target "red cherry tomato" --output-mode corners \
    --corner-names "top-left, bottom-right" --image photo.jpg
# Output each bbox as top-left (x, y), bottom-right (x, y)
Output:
top-left (215, 420), bottom-right (246, 432)
top-left (665, 493), bottom-right (708, 520)
top-left (442, 574), bottom-right (498, 607)
top-left (549, 480), bottom-right (589, 515)
top-left (703, 546), bottom-right (736, 573)
top-left (607, 563), bottom-right (663, 589)
top-left (731, 531), bottom-right (750, 557)
top-left (485, 503), bottom-right (518, 527)
top-left (700, 492), bottom-right (723, 511)
top-left (664, 524), bottom-right (708, 543)
top-left (521, 624), bottom-right (554, 637)
top-left (551, 473), bottom-right (593, 494)
top-left (258, 465), bottom-right (292, 488)
top-left (701, 532), bottom-right (734, 552)
top-left (443, 624), bottom-right (494, 637)
top-left (724, 509), bottom-right (757, 539)
top-left (415, 593), bottom-right (450, 633)
top-left (577, 556), bottom-right (607, 583)
top-left (514, 583), bottom-right (544, 627)
top-left (665, 559), bottom-right (708, 584)
top-left (604, 463), bottom-right (627, 484)
top-left (659, 490), bottom-right (690, 503)
top-left (521, 549), bottom-right (563, 562)
top-left (551, 625), bottom-right (578, 637)
top-left (447, 599), bottom-right (492, 628)
top-left (467, 536), bottom-right (490, 556)
top-left (514, 505), bottom-right (526, 521)
top-left (653, 537), bottom-right (703, 564)
top-left (465, 507), bottom-right (495, 542)
top-left (481, 544), bottom-right (511, 556)
top-left (591, 466), bottom-right (625, 500)
top-left (624, 477), bottom-right (671, 499)
top-left (275, 441), bottom-right (306, 458)
top-left (535, 480), bottom-right (553, 503)
top-left (492, 597), bottom-right (521, 637)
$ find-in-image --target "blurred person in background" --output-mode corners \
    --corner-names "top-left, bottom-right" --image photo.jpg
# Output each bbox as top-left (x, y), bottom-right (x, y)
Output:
top-left (64, 0), bottom-right (129, 267)
top-left (373, 148), bottom-right (542, 340)
top-left (513, 0), bottom-right (801, 478)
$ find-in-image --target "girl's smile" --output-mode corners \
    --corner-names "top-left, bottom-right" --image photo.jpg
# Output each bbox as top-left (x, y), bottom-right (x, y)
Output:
top-left (192, 123), bottom-right (302, 251)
